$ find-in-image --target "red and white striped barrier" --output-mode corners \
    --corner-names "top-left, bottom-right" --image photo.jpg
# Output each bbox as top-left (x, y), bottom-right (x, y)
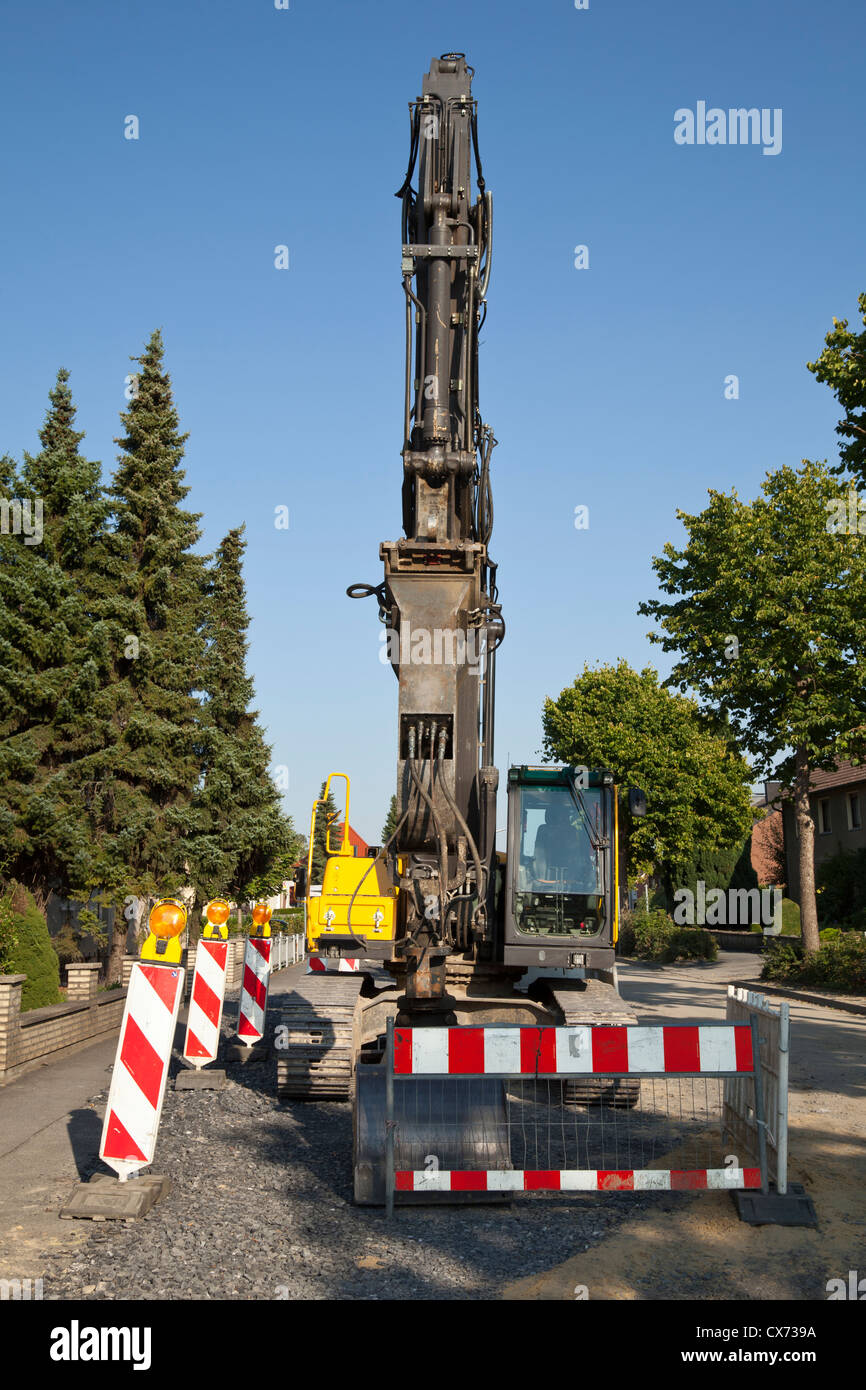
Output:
top-left (100, 962), bottom-right (185, 1181)
top-left (396, 1166), bottom-right (763, 1193)
top-left (237, 937), bottom-right (272, 1044)
top-left (393, 1024), bottom-right (754, 1077)
top-left (308, 956), bottom-right (360, 973)
top-left (183, 939), bottom-right (229, 1068)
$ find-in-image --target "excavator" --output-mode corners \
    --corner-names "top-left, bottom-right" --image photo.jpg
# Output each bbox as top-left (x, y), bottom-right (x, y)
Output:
top-left (277, 54), bottom-right (645, 1202)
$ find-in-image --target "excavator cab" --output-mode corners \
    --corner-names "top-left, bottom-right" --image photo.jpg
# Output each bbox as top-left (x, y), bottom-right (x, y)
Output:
top-left (503, 766), bottom-right (620, 972)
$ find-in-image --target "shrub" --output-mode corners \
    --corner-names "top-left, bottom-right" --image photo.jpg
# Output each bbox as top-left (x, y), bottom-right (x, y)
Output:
top-left (664, 928), bottom-right (718, 962)
top-left (0, 891), bottom-right (16, 973)
top-left (273, 907), bottom-right (304, 934)
top-left (761, 934), bottom-right (866, 994)
top-left (4, 885), bottom-right (61, 1010)
top-left (815, 847), bottom-right (866, 928)
top-left (618, 907), bottom-right (717, 962)
top-left (52, 920), bottom-right (85, 969)
top-left (748, 898), bottom-right (800, 934)
top-left (617, 917), bottom-right (637, 957)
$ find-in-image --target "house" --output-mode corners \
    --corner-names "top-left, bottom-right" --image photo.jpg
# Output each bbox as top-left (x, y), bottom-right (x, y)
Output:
top-left (750, 780), bottom-right (785, 889)
top-left (780, 761), bottom-right (866, 903)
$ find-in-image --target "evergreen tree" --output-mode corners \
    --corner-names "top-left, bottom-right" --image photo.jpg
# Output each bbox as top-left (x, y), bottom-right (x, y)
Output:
top-left (381, 794), bottom-right (398, 844)
top-left (677, 834), bottom-right (758, 906)
top-left (190, 526), bottom-right (300, 910)
top-left (77, 331), bottom-right (209, 979)
top-left (0, 373), bottom-right (108, 904)
top-left (310, 780), bottom-right (339, 883)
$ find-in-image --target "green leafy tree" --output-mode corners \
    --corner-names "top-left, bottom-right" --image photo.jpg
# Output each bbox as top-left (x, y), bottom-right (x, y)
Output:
top-left (541, 661), bottom-right (754, 901)
top-left (0, 372), bottom-right (109, 905)
top-left (381, 794), bottom-right (398, 844)
top-left (639, 461), bottom-right (866, 952)
top-left (190, 526), bottom-right (301, 915)
top-left (807, 293), bottom-right (866, 484)
top-left (74, 331), bottom-right (210, 980)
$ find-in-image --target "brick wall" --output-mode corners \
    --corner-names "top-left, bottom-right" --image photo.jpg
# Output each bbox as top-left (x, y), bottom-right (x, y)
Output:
top-left (0, 962), bottom-right (127, 1086)
top-left (751, 808), bottom-right (785, 888)
top-left (1, 936), bottom-right (281, 1085)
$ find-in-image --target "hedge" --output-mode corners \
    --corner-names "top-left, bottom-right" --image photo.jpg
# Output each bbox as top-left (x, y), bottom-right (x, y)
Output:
top-left (4, 884), bottom-right (61, 1010)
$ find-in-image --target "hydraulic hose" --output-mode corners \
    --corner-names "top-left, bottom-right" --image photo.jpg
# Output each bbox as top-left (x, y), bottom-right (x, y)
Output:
top-left (435, 729), bottom-right (487, 933)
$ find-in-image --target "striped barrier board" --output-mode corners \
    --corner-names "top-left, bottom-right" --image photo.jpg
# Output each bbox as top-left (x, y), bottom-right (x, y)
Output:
top-left (308, 956), bottom-right (360, 973)
top-left (183, 939), bottom-right (229, 1068)
top-left (237, 937), bottom-right (272, 1044)
top-left (396, 1167), bottom-right (764, 1193)
top-left (393, 1024), bottom-right (755, 1077)
top-left (100, 961), bottom-right (185, 1181)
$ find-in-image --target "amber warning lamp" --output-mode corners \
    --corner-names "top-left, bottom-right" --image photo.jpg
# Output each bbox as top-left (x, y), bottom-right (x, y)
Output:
top-left (202, 897), bottom-right (231, 940)
top-left (250, 901), bottom-right (272, 938)
top-left (141, 897), bottom-right (187, 965)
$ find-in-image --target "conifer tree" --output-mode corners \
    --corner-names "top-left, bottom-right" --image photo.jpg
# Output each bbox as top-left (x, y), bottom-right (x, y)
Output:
top-left (0, 372), bottom-right (108, 903)
top-left (310, 780), bottom-right (340, 883)
top-left (80, 331), bottom-right (209, 979)
top-left (190, 526), bottom-right (300, 909)
top-left (381, 794), bottom-right (398, 844)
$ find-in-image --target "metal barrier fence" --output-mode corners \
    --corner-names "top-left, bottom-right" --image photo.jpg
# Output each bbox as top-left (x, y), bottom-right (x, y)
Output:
top-left (269, 932), bottom-right (305, 971)
top-left (383, 1020), bottom-right (770, 1215)
top-left (724, 985), bottom-right (789, 1194)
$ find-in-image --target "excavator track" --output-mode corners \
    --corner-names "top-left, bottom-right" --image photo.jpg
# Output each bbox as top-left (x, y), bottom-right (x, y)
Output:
top-left (275, 974), bottom-right (364, 1101)
top-left (550, 978), bottom-right (641, 1109)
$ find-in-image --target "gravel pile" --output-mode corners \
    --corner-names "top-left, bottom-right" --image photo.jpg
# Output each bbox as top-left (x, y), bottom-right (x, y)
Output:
top-left (41, 987), bottom-right (681, 1301)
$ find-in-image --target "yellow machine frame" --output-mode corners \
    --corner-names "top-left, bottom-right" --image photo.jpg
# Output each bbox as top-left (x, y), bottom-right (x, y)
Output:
top-left (305, 772), bottom-right (397, 955)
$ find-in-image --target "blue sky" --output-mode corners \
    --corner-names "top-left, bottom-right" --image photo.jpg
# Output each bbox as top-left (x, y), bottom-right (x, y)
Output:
top-left (1, 0), bottom-right (864, 845)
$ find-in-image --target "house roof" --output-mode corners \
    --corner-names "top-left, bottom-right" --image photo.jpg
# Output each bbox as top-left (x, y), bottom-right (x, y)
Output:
top-left (806, 762), bottom-right (866, 793)
top-left (331, 822), bottom-right (370, 855)
top-left (345, 823), bottom-right (369, 855)
top-left (779, 759), bottom-right (866, 797)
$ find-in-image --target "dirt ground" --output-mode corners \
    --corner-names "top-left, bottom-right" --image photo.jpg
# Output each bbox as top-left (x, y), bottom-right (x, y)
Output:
top-left (504, 958), bottom-right (866, 1301)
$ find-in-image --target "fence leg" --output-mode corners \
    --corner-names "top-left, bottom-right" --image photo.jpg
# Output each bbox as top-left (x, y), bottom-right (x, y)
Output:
top-left (385, 1017), bottom-right (395, 1220)
top-left (777, 1001), bottom-right (789, 1196)
top-left (750, 1016), bottom-right (770, 1196)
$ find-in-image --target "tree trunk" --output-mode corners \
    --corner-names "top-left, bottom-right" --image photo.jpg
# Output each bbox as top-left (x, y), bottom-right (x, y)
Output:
top-left (134, 897), bottom-right (152, 952)
top-left (188, 898), bottom-right (203, 944)
top-left (106, 901), bottom-right (128, 985)
top-left (794, 745), bottom-right (820, 953)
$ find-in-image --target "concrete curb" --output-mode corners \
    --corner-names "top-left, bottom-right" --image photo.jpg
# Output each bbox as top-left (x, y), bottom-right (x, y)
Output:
top-left (730, 979), bottom-right (866, 1017)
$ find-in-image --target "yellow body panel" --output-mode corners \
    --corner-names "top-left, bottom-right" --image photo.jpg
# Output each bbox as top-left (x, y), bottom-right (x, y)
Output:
top-left (305, 771), bottom-right (398, 954)
top-left (140, 933), bottom-right (184, 964)
top-left (307, 854), bottom-right (397, 950)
